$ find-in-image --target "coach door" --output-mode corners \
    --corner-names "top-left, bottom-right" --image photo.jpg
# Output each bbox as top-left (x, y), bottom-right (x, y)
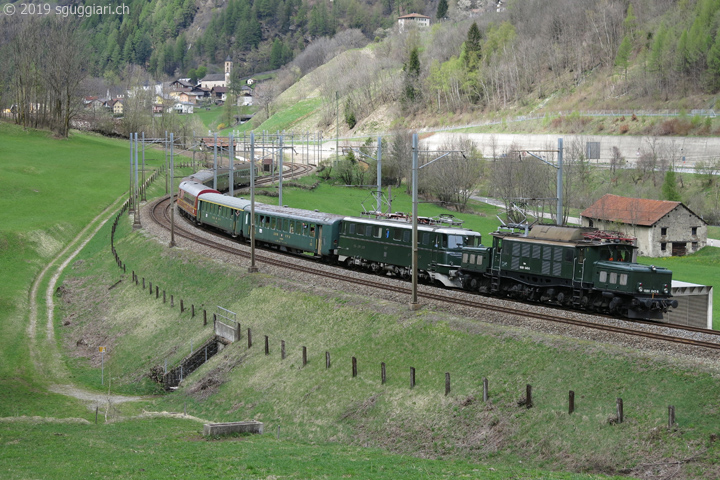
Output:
top-left (317, 225), bottom-right (323, 254)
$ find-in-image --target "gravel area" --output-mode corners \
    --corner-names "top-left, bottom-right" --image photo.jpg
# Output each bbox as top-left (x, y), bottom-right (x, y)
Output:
top-left (138, 200), bottom-right (720, 374)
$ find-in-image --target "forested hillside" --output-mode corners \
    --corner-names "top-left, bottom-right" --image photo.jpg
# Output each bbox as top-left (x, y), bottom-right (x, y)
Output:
top-left (3, 0), bottom-right (720, 139)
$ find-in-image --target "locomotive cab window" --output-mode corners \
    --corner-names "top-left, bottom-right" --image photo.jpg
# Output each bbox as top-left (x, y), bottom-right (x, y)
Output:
top-left (393, 229), bottom-right (403, 241)
top-left (403, 231), bottom-right (411, 242)
top-left (373, 227), bottom-right (382, 238)
top-left (564, 249), bottom-right (574, 262)
top-left (366, 225), bottom-right (373, 237)
top-left (422, 232), bottom-right (430, 245)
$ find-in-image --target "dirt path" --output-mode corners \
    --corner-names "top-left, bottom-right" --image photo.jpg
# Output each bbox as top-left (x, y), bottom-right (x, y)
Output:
top-left (27, 193), bottom-right (147, 406)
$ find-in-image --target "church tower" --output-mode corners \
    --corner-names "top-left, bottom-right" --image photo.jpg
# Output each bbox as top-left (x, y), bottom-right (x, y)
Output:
top-left (224, 56), bottom-right (233, 87)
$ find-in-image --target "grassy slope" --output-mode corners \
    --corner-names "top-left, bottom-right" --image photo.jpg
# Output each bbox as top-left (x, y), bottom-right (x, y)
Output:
top-left (57, 187), bottom-right (720, 478)
top-left (2, 123), bottom-right (618, 479)
top-left (0, 123), bottom-right (163, 417)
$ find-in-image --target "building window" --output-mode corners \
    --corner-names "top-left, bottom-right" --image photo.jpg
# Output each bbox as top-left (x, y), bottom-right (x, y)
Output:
top-left (588, 219), bottom-right (594, 228)
top-left (693, 242), bottom-right (698, 251)
top-left (661, 242), bottom-right (666, 251)
top-left (661, 227), bottom-right (668, 236)
top-left (691, 227), bottom-right (698, 236)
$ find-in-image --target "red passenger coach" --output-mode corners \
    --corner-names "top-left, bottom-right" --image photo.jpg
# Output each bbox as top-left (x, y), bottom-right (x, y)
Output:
top-left (177, 181), bottom-right (220, 219)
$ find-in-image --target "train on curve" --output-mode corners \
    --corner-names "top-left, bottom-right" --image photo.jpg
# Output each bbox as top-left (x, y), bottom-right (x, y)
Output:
top-left (176, 178), bottom-right (678, 321)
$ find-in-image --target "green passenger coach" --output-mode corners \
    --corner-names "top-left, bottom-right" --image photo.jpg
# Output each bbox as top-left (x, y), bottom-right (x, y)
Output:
top-left (241, 204), bottom-right (344, 258)
top-left (337, 216), bottom-right (482, 287)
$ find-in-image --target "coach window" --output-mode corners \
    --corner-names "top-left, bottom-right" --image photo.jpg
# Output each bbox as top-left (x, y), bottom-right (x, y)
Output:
top-left (271, 217), bottom-right (276, 229)
top-left (289, 222), bottom-right (294, 234)
top-left (310, 224), bottom-right (316, 235)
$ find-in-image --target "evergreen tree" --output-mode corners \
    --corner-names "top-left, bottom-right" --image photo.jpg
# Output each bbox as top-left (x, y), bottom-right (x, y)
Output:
top-left (404, 47), bottom-right (421, 103)
top-left (270, 39), bottom-right (284, 68)
top-left (615, 35), bottom-right (632, 80)
top-left (706, 29), bottom-right (720, 91)
top-left (464, 22), bottom-right (482, 70)
top-left (662, 168), bottom-right (681, 201)
top-left (623, 3), bottom-right (637, 38)
top-left (436, 0), bottom-right (448, 19)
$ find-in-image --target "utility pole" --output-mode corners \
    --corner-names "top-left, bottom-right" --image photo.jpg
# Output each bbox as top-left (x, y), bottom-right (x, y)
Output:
top-left (169, 132), bottom-right (176, 247)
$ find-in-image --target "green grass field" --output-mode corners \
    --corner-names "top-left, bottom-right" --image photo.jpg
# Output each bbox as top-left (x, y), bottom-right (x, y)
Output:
top-left (4, 120), bottom-right (720, 479)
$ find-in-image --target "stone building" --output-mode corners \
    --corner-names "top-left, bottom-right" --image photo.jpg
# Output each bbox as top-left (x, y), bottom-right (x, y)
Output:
top-left (580, 194), bottom-right (707, 257)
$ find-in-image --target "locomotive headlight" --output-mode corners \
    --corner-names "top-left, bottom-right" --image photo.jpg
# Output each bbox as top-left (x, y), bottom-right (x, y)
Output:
top-left (637, 282), bottom-right (644, 293)
top-left (663, 284), bottom-right (669, 294)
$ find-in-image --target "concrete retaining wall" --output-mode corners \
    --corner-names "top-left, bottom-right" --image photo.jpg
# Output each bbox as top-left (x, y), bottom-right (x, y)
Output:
top-left (203, 421), bottom-right (263, 436)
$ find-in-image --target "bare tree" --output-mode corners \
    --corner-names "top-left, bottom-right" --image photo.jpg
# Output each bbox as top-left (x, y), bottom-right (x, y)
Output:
top-left (43, 18), bottom-right (89, 137)
top-left (423, 136), bottom-right (484, 212)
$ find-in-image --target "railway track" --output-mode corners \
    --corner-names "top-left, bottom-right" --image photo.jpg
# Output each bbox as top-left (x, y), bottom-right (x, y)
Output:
top-left (146, 184), bottom-right (720, 353)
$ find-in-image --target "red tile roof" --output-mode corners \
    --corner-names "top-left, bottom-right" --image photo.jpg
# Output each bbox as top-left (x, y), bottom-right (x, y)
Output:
top-left (581, 194), bottom-right (680, 226)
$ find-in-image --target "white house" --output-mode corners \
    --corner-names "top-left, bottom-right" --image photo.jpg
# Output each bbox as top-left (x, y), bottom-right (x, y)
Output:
top-left (398, 13), bottom-right (430, 32)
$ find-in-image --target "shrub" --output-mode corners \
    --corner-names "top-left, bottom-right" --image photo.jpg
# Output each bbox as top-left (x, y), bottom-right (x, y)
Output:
top-left (619, 123), bottom-right (630, 134)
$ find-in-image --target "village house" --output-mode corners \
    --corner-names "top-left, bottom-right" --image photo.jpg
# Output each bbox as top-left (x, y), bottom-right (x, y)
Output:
top-left (398, 13), bottom-right (430, 32)
top-left (172, 102), bottom-right (194, 114)
top-left (580, 194), bottom-right (707, 257)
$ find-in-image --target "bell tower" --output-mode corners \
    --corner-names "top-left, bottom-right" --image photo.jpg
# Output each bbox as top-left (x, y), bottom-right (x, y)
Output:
top-left (224, 56), bottom-right (233, 87)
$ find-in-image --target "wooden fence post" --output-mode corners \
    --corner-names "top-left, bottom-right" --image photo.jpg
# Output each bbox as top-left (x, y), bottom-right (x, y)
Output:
top-left (325, 351), bottom-right (330, 369)
top-left (381, 362), bottom-right (386, 385)
top-left (302, 346), bottom-right (307, 367)
top-left (617, 398), bottom-right (624, 423)
top-left (191, 304), bottom-right (195, 318)
top-left (410, 367), bottom-right (415, 389)
top-left (352, 357), bottom-right (357, 378)
top-left (569, 391), bottom-right (575, 415)
top-left (265, 335), bottom-right (269, 355)
top-left (483, 378), bottom-right (489, 402)
top-left (142, 278), bottom-right (145, 289)
top-left (149, 281), bottom-right (152, 294)
top-left (156, 286), bottom-right (159, 299)
top-left (180, 299), bottom-right (184, 313)
top-left (668, 405), bottom-right (675, 428)
top-left (163, 291), bottom-right (166, 303)
top-left (445, 372), bottom-right (451, 396)
top-left (281, 340), bottom-right (286, 360)
top-left (247, 328), bottom-right (252, 348)
top-left (203, 310), bottom-right (207, 326)
top-left (526, 384), bottom-right (533, 408)
top-left (171, 295), bottom-right (174, 307)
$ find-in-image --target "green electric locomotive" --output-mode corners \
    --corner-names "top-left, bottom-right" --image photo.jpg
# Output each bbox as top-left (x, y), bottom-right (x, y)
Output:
top-left (459, 225), bottom-right (677, 320)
